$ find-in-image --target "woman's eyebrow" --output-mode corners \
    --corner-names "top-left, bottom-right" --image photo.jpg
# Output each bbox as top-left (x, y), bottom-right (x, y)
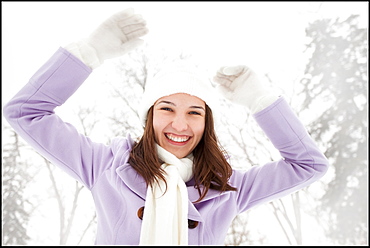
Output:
top-left (156, 101), bottom-right (205, 111)
top-left (190, 105), bottom-right (205, 111)
top-left (156, 100), bottom-right (175, 106)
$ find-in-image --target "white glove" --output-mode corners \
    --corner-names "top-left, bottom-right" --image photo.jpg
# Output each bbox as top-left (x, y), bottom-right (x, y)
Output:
top-left (213, 65), bottom-right (278, 113)
top-left (65, 8), bottom-right (148, 69)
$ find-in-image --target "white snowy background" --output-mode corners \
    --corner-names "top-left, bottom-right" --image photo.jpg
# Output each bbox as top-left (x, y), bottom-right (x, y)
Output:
top-left (2, 1), bottom-right (368, 245)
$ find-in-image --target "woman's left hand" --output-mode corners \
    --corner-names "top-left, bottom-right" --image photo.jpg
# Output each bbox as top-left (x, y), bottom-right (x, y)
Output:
top-left (213, 65), bottom-right (262, 107)
top-left (213, 65), bottom-right (276, 113)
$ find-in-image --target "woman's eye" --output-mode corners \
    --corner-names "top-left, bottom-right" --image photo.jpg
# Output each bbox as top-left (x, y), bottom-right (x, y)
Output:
top-left (189, 111), bottom-right (201, 115)
top-left (161, 107), bottom-right (173, 112)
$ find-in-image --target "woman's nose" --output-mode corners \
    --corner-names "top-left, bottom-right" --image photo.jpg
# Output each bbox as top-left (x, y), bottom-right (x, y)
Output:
top-left (171, 114), bottom-right (188, 132)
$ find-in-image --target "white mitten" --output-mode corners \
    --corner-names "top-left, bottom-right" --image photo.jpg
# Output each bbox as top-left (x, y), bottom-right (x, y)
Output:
top-left (65, 8), bottom-right (148, 69)
top-left (213, 65), bottom-right (278, 113)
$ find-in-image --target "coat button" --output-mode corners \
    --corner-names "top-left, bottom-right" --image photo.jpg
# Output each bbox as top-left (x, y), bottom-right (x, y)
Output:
top-left (137, 206), bottom-right (199, 229)
top-left (188, 219), bottom-right (199, 229)
top-left (137, 206), bottom-right (144, 220)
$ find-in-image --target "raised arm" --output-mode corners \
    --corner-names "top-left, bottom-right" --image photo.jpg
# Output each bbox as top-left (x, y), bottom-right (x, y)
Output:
top-left (213, 65), bottom-right (329, 212)
top-left (3, 8), bottom-right (148, 189)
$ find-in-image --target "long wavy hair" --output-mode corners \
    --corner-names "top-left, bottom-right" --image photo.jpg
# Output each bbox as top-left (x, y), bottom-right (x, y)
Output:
top-left (129, 104), bottom-right (237, 203)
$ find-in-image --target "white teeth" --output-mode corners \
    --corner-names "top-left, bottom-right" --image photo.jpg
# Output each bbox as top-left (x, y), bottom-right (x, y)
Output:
top-left (166, 134), bottom-right (190, 142)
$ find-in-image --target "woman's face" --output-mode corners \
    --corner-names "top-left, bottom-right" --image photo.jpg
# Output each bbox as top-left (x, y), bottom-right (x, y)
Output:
top-left (153, 93), bottom-right (206, 158)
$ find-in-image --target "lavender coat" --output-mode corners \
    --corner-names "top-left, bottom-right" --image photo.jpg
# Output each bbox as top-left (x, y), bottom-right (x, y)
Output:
top-left (3, 47), bottom-right (329, 245)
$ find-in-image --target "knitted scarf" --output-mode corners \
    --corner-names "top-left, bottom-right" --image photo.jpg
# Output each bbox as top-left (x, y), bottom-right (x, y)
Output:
top-left (139, 144), bottom-right (193, 245)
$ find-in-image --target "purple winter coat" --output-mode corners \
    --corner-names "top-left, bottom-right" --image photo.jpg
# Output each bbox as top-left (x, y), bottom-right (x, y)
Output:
top-left (3, 47), bottom-right (329, 245)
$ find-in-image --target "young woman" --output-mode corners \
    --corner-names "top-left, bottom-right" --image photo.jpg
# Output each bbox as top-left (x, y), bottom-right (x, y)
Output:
top-left (3, 8), bottom-right (329, 245)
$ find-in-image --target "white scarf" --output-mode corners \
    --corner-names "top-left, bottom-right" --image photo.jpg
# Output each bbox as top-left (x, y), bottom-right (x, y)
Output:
top-left (139, 144), bottom-right (194, 245)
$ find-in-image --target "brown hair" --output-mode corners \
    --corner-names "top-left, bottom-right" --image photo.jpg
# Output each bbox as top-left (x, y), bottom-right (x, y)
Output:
top-left (129, 105), bottom-right (237, 202)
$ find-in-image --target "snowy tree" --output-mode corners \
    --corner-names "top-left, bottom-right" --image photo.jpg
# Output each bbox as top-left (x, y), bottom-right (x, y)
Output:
top-left (297, 14), bottom-right (367, 245)
top-left (2, 126), bottom-right (32, 245)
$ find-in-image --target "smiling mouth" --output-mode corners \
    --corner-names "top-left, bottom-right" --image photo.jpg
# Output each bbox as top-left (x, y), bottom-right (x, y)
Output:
top-left (165, 133), bottom-right (191, 143)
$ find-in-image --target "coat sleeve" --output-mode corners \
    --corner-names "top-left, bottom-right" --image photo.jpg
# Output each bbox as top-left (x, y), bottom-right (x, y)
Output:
top-left (232, 97), bottom-right (329, 213)
top-left (3, 47), bottom-right (115, 190)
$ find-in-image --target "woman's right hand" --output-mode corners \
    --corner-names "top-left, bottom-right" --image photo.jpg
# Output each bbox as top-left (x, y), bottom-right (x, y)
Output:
top-left (87, 8), bottom-right (148, 63)
top-left (66, 8), bottom-right (148, 69)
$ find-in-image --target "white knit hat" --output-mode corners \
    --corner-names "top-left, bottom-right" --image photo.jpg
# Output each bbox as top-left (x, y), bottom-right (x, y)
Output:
top-left (139, 63), bottom-right (219, 126)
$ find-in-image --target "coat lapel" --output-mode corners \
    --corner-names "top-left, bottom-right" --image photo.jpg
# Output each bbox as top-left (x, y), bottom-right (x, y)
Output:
top-left (186, 178), bottom-right (229, 203)
top-left (116, 163), bottom-right (147, 200)
top-left (114, 136), bottom-right (228, 222)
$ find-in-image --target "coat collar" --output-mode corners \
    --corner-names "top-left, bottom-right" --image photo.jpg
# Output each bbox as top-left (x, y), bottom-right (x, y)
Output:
top-left (117, 164), bottom-right (225, 202)
top-left (116, 163), bottom-right (228, 222)
top-left (115, 134), bottom-right (229, 222)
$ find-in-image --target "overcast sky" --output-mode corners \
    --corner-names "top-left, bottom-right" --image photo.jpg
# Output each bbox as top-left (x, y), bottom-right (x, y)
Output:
top-left (2, 1), bottom-right (368, 105)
